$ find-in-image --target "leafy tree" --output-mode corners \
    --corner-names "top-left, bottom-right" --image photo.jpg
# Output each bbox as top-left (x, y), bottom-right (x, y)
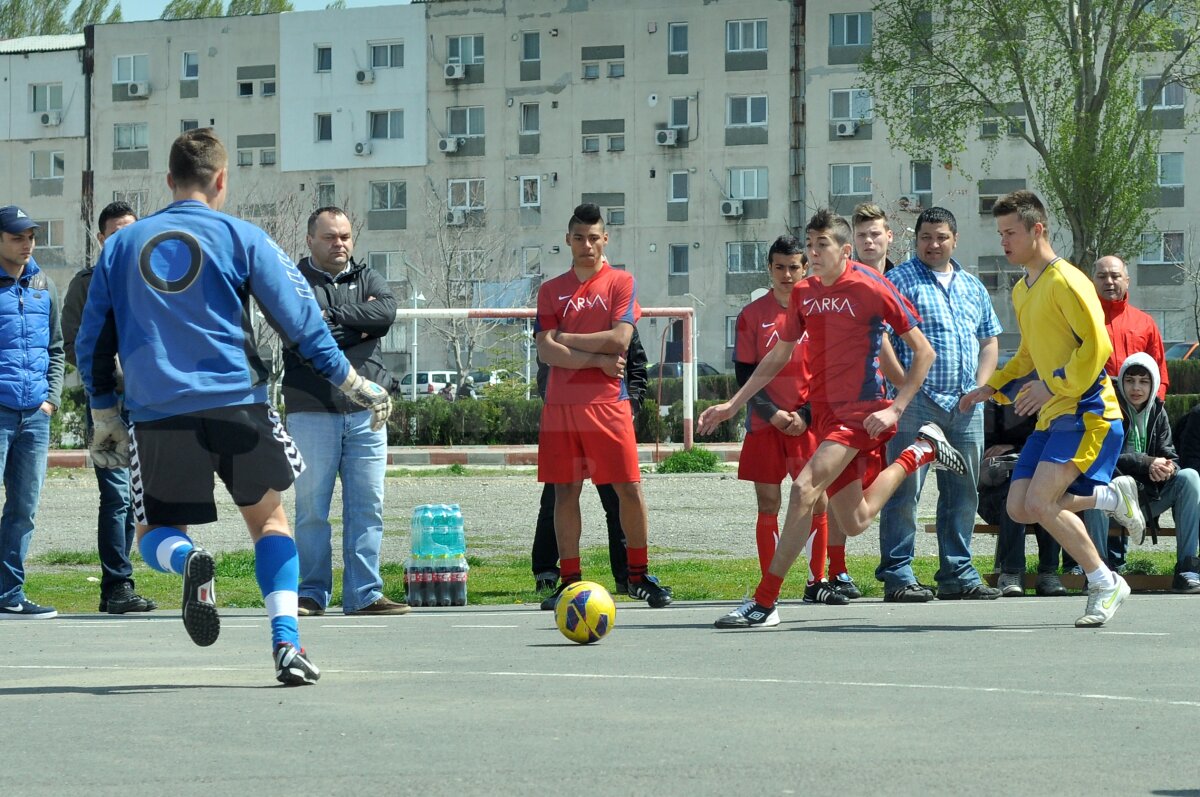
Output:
top-left (1, 0), bottom-right (71, 38)
top-left (70, 0), bottom-right (123, 29)
top-left (160, 0), bottom-right (224, 19)
top-left (861, 0), bottom-right (1200, 266)
top-left (227, 0), bottom-right (293, 15)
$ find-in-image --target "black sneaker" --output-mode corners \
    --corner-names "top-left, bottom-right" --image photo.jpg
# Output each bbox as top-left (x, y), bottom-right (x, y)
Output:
top-left (181, 548), bottom-right (220, 647)
top-left (1173, 557), bottom-right (1200, 594)
top-left (539, 582), bottom-right (567, 611)
top-left (628, 575), bottom-right (673, 608)
top-left (803, 581), bottom-right (850, 605)
top-left (937, 583), bottom-right (1002, 600)
top-left (915, 423), bottom-right (967, 475)
top-left (831, 572), bottom-right (862, 599)
top-left (297, 597), bottom-right (325, 617)
top-left (884, 582), bottom-right (935, 603)
top-left (0, 598), bottom-right (57, 619)
top-left (274, 642), bottom-right (320, 686)
top-left (102, 584), bottom-right (157, 614)
top-left (714, 600), bottom-right (779, 629)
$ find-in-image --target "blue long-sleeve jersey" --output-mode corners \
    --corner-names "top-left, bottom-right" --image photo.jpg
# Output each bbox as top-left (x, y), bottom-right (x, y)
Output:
top-left (77, 199), bottom-right (351, 421)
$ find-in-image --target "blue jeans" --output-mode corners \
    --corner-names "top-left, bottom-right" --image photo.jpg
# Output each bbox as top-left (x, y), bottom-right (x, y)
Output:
top-left (85, 402), bottom-right (136, 598)
top-left (0, 407), bottom-right (51, 606)
top-left (1086, 469), bottom-right (1200, 567)
top-left (877, 391), bottom-right (985, 593)
top-left (288, 410), bottom-right (386, 613)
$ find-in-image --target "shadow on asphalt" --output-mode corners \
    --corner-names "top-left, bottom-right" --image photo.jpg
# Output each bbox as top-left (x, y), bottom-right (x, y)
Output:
top-left (0, 684), bottom-right (272, 696)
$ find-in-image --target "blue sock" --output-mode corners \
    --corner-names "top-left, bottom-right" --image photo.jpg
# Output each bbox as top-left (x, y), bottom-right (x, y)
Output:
top-left (138, 527), bottom-right (193, 575)
top-left (254, 535), bottom-right (300, 648)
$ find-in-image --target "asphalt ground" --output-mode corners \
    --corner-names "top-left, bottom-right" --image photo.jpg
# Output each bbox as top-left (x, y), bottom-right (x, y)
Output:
top-left (2, 595), bottom-right (1197, 796)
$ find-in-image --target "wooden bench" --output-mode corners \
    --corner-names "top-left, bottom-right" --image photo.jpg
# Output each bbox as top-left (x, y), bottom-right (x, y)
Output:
top-left (924, 523), bottom-right (1178, 592)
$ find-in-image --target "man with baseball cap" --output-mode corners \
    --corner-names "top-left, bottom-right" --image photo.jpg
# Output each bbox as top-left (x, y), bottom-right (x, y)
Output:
top-left (0, 205), bottom-right (65, 619)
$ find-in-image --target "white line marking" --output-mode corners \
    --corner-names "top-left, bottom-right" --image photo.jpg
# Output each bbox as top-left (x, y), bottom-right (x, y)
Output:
top-left (320, 624), bottom-right (387, 629)
top-left (453, 624), bottom-right (518, 629)
top-left (983, 629), bottom-right (1036, 633)
top-left (1098, 631), bottom-right (1168, 636)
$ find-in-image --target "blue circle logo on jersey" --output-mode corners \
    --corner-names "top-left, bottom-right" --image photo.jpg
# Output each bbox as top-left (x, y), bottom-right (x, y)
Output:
top-left (139, 230), bottom-right (204, 293)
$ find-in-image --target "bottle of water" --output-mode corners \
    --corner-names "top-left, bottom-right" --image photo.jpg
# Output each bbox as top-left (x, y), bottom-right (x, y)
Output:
top-left (449, 504), bottom-right (466, 557)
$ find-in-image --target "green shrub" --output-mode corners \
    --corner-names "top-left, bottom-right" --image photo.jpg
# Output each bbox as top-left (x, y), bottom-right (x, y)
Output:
top-left (656, 445), bottom-right (722, 473)
top-left (1165, 393), bottom-right (1199, 430)
top-left (645, 374), bottom-right (738, 406)
top-left (1167, 360), bottom-right (1200, 394)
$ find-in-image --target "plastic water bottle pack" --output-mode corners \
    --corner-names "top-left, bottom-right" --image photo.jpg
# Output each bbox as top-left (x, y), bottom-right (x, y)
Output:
top-left (405, 503), bottom-right (469, 607)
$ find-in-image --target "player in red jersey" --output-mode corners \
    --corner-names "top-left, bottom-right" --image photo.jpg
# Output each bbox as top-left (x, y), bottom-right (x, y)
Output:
top-left (700, 208), bottom-right (967, 629)
top-left (734, 236), bottom-right (847, 605)
top-left (534, 203), bottom-right (672, 610)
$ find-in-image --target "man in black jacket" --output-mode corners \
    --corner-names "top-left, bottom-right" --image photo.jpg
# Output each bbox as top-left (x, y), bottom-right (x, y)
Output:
top-left (284, 207), bottom-right (409, 616)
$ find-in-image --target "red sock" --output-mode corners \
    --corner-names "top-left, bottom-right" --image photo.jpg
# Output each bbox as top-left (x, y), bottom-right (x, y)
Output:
top-left (627, 546), bottom-right (648, 583)
top-left (754, 572), bottom-right (785, 608)
top-left (805, 513), bottom-right (828, 585)
top-left (828, 544), bottom-right (847, 577)
top-left (755, 512), bottom-right (779, 576)
top-left (560, 557), bottom-right (581, 586)
top-left (895, 440), bottom-right (935, 474)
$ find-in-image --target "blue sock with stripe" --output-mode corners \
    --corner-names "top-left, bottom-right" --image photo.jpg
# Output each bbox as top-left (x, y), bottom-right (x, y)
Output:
top-left (254, 535), bottom-right (301, 648)
top-left (138, 527), bottom-right (193, 575)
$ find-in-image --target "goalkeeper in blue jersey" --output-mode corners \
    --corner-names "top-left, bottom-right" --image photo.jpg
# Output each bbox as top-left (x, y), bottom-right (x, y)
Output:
top-left (76, 128), bottom-right (391, 685)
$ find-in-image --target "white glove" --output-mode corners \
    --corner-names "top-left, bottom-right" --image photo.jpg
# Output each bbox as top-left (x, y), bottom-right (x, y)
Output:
top-left (339, 367), bottom-right (392, 431)
top-left (90, 406), bottom-right (131, 469)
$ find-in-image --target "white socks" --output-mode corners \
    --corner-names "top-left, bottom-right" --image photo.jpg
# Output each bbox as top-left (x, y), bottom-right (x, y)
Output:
top-left (1085, 566), bottom-right (1116, 589)
top-left (1093, 483), bottom-right (1119, 513)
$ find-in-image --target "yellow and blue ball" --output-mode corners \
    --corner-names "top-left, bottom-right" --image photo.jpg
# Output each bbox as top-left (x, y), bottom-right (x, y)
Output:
top-left (554, 581), bottom-right (616, 644)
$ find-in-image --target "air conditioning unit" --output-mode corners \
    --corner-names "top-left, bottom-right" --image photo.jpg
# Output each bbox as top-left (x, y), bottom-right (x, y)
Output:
top-left (898, 193), bottom-right (921, 210)
top-left (39, 111), bottom-right (62, 127)
top-left (655, 128), bottom-right (679, 146)
top-left (127, 81), bottom-right (151, 98)
top-left (444, 62), bottom-right (466, 80)
top-left (835, 120), bottom-right (858, 137)
top-left (720, 199), bottom-right (744, 218)
top-left (355, 68), bottom-right (375, 85)
top-left (353, 140), bottom-right (372, 156)
top-left (446, 209), bottom-right (466, 226)
top-left (438, 136), bottom-right (460, 153)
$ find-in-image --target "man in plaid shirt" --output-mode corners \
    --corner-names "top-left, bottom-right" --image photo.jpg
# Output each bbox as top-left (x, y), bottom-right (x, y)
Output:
top-left (877, 207), bottom-right (1004, 601)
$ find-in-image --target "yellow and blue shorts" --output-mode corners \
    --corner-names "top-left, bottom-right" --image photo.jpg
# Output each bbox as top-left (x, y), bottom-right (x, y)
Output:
top-left (1012, 413), bottom-right (1124, 496)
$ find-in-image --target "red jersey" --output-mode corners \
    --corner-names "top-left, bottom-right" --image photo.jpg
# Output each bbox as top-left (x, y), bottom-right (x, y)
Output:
top-left (780, 261), bottom-right (920, 405)
top-left (734, 291), bottom-right (808, 434)
top-left (535, 261), bottom-right (640, 405)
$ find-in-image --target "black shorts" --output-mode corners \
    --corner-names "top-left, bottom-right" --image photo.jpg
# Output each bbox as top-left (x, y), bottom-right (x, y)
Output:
top-left (129, 404), bottom-right (305, 526)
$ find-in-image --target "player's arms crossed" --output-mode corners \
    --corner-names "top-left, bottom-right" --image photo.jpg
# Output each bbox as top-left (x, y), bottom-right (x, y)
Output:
top-left (536, 329), bottom-right (623, 376)
top-left (554, 321), bottom-right (633, 355)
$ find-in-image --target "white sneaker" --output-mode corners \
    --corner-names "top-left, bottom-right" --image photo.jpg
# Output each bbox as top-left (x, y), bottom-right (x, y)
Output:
top-left (714, 599), bottom-right (780, 630)
top-left (1075, 574), bottom-right (1131, 627)
top-left (1107, 476), bottom-right (1146, 544)
top-left (996, 572), bottom-right (1024, 597)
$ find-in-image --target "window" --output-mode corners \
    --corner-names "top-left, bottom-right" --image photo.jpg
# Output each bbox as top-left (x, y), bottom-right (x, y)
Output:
top-left (259, 149), bottom-right (276, 166)
top-left (522, 31), bottom-right (540, 62)
top-left (448, 178), bottom-right (485, 210)
top-left (261, 81), bottom-right (276, 97)
top-left (608, 61), bottom-right (625, 78)
top-left (315, 45), bottom-right (332, 73)
top-left (520, 176), bottom-right (540, 208)
top-left (727, 241), bottom-right (769, 273)
top-left (182, 51), bottom-right (199, 80)
top-left (669, 22), bottom-right (688, 55)
top-left (670, 97), bottom-right (690, 128)
top-left (113, 189), bottom-right (148, 216)
top-left (831, 163), bottom-right (872, 195)
top-left (367, 251), bottom-right (404, 281)
top-left (728, 167), bottom-right (768, 199)
top-left (582, 62), bottom-right (600, 80)
top-left (369, 110), bottom-right (404, 139)
top-left (607, 207), bottom-right (625, 226)
top-left (1141, 77), bottom-right (1185, 109)
top-left (726, 316), bottom-right (737, 347)
top-left (669, 244), bottom-right (689, 275)
top-left (728, 95), bottom-right (768, 126)
top-left (30, 83), bottom-right (63, 113)
top-left (520, 103), bottom-right (540, 134)
top-left (829, 88), bottom-right (872, 120)
top-left (447, 106), bottom-right (484, 137)
top-left (181, 119), bottom-right (199, 132)
top-left (670, 171), bottom-right (689, 202)
top-left (370, 180), bottom-right (407, 211)
top-left (315, 113), bottom-right (332, 142)
top-left (911, 161), bottom-right (932, 193)
top-left (726, 19), bottom-right (767, 52)
top-left (830, 12), bottom-right (872, 46)
top-left (114, 122), bottom-right (148, 151)
top-left (1140, 231), bottom-right (1184, 264)
top-left (114, 54), bottom-right (148, 84)
top-left (447, 34), bottom-right (484, 65)
top-left (607, 134), bottom-right (625, 151)
top-left (522, 246), bottom-right (542, 274)
top-left (582, 135), bottom-right (600, 153)
top-left (316, 182), bottom-right (336, 207)
top-left (30, 151), bottom-right (65, 179)
top-left (237, 149), bottom-right (253, 166)
top-left (370, 41), bottom-right (404, 69)
top-left (31, 219), bottom-right (63, 253)
top-left (1158, 152), bottom-right (1184, 186)
top-left (238, 82), bottom-right (254, 97)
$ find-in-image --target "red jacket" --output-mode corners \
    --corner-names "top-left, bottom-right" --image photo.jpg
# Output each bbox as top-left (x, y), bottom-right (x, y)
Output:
top-left (1100, 295), bottom-right (1168, 399)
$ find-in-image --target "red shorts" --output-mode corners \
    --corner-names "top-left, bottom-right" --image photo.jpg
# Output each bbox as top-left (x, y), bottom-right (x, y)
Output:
top-left (737, 424), bottom-right (816, 483)
top-left (813, 401), bottom-right (894, 496)
top-left (538, 402), bottom-right (640, 485)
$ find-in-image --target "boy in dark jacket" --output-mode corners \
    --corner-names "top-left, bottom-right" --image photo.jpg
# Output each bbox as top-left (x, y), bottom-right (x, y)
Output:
top-left (1114, 353), bottom-right (1200, 592)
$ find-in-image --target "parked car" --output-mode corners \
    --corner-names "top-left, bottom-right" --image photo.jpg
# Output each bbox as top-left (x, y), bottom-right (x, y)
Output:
top-left (646, 361), bottom-right (721, 379)
top-left (1165, 341), bottom-right (1199, 361)
top-left (396, 370), bottom-right (457, 397)
top-left (468, 368), bottom-right (527, 386)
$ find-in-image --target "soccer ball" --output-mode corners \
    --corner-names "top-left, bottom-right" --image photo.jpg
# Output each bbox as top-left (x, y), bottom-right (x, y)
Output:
top-left (554, 581), bottom-right (616, 644)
